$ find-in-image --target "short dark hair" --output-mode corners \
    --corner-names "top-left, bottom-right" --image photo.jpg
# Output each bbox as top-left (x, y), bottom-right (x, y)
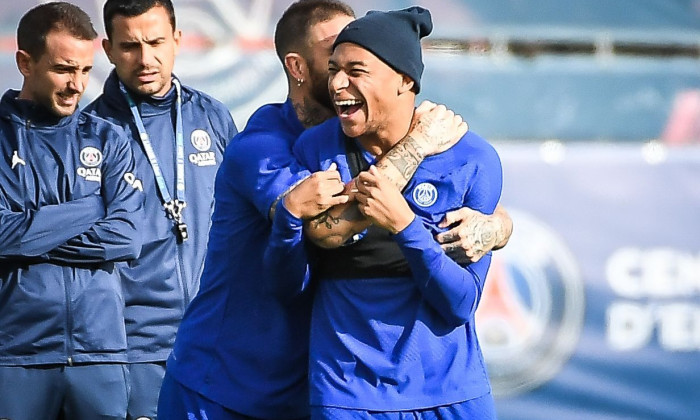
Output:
top-left (17, 2), bottom-right (97, 60)
top-left (103, 0), bottom-right (176, 39)
top-left (274, 0), bottom-right (355, 65)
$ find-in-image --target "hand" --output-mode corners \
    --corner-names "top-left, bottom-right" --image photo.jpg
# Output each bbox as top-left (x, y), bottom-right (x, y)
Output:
top-left (285, 163), bottom-right (348, 219)
top-left (355, 165), bottom-right (414, 234)
top-left (435, 207), bottom-right (501, 264)
top-left (409, 100), bottom-right (468, 156)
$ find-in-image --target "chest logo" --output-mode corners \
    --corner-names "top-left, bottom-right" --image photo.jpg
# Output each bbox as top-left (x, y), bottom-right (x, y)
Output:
top-left (412, 182), bottom-right (438, 207)
top-left (78, 146), bottom-right (102, 182)
top-left (11, 150), bottom-right (25, 169)
top-left (80, 147), bottom-right (102, 167)
top-left (191, 129), bottom-right (212, 151)
top-left (189, 129), bottom-right (216, 167)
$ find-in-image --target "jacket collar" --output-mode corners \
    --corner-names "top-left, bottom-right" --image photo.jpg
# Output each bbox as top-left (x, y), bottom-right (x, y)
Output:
top-left (0, 89), bottom-right (76, 127)
top-left (103, 70), bottom-right (185, 117)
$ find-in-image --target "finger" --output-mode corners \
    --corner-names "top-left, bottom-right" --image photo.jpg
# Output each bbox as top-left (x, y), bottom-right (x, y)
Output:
top-left (431, 104), bottom-right (447, 117)
top-left (444, 249), bottom-right (469, 265)
top-left (356, 171), bottom-right (377, 189)
top-left (328, 195), bottom-right (349, 206)
top-left (327, 182), bottom-right (346, 196)
top-left (441, 243), bottom-right (475, 264)
top-left (435, 227), bottom-right (460, 244)
top-left (457, 121), bottom-right (468, 138)
top-left (326, 162), bottom-right (337, 171)
top-left (368, 165), bottom-right (381, 178)
top-left (355, 177), bottom-right (369, 194)
top-left (414, 100), bottom-right (437, 116)
top-left (438, 208), bottom-right (468, 228)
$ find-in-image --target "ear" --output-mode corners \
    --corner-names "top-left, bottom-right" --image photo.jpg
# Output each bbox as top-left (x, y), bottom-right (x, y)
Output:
top-left (284, 52), bottom-right (306, 82)
top-left (172, 29), bottom-right (182, 56)
top-left (102, 38), bottom-right (115, 64)
top-left (15, 50), bottom-right (32, 77)
top-left (398, 74), bottom-right (415, 95)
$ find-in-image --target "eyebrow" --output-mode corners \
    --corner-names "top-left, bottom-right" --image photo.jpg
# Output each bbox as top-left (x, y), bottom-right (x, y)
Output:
top-left (329, 58), bottom-right (367, 67)
top-left (119, 36), bottom-right (166, 46)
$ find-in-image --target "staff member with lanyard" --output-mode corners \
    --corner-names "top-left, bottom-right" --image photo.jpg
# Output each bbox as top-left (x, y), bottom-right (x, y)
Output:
top-left (84, 1), bottom-right (238, 419)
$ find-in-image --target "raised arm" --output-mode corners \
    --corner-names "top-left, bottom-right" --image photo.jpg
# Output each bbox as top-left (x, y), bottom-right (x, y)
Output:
top-left (304, 102), bottom-right (467, 248)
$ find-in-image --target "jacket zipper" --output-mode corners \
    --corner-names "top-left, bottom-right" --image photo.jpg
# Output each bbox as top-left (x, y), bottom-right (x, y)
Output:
top-left (65, 266), bottom-right (74, 366)
top-left (178, 240), bottom-right (190, 309)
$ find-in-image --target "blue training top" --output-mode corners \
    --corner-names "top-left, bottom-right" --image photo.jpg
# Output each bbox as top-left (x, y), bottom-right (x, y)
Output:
top-left (292, 117), bottom-right (502, 411)
top-left (167, 99), bottom-right (314, 419)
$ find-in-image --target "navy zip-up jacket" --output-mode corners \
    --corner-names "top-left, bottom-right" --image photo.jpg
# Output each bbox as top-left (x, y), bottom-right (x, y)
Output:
top-left (0, 89), bottom-right (144, 366)
top-left (84, 71), bottom-right (237, 362)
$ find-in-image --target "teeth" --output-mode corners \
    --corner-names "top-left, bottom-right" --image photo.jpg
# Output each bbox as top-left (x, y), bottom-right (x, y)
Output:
top-left (335, 99), bottom-right (361, 107)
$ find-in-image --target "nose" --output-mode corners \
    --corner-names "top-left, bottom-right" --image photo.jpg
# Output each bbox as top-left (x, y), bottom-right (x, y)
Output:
top-left (68, 72), bottom-right (88, 94)
top-left (138, 44), bottom-right (156, 66)
top-left (328, 71), bottom-right (348, 95)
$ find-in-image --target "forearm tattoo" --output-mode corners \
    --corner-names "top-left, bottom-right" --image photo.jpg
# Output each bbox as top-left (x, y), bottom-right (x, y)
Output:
top-left (379, 135), bottom-right (426, 189)
top-left (311, 211), bottom-right (341, 230)
top-left (310, 204), bottom-right (363, 232)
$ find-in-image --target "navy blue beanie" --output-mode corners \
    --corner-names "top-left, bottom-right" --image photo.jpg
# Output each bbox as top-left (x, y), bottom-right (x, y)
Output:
top-left (332, 6), bottom-right (433, 93)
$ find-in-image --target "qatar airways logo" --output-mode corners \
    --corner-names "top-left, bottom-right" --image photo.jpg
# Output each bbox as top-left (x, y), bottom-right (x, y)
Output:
top-left (475, 210), bottom-right (585, 397)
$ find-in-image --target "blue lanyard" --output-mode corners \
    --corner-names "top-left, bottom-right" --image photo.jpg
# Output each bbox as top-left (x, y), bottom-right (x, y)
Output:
top-left (119, 79), bottom-right (188, 239)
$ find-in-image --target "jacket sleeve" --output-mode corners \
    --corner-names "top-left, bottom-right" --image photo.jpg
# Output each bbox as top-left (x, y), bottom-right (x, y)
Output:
top-left (394, 217), bottom-right (492, 328)
top-left (46, 131), bottom-right (144, 263)
top-left (0, 194), bottom-right (103, 259)
top-left (393, 144), bottom-right (503, 328)
top-left (262, 198), bottom-right (311, 300)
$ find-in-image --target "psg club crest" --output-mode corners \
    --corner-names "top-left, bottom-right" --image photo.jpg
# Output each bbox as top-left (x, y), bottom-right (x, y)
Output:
top-left (79, 146), bottom-right (102, 167)
top-left (412, 182), bottom-right (438, 207)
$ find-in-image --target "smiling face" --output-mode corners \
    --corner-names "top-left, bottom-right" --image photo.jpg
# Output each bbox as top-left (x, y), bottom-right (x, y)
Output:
top-left (328, 42), bottom-right (414, 143)
top-left (17, 29), bottom-right (94, 117)
top-left (103, 4), bottom-right (180, 97)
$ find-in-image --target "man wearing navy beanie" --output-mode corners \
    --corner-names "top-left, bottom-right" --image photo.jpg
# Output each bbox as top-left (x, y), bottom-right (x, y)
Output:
top-left (332, 6), bottom-right (432, 93)
top-left (292, 5), bottom-right (501, 420)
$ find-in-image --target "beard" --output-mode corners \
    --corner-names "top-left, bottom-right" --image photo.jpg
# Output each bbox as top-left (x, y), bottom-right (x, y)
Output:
top-left (307, 65), bottom-right (334, 113)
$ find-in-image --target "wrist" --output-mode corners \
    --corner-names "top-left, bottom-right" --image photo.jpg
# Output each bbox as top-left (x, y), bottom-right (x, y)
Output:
top-left (403, 134), bottom-right (429, 159)
top-left (283, 194), bottom-right (303, 219)
top-left (391, 213), bottom-right (416, 235)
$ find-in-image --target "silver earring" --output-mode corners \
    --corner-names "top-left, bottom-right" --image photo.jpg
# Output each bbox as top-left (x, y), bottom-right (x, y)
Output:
top-left (297, 78), bottom-right (303, 87)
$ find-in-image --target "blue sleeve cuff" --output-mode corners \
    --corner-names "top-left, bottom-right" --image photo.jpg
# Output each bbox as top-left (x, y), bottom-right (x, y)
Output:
top-left (394, 216), bottom-right (432, 247)
top-left (271, 196), bottom-right (304, 239)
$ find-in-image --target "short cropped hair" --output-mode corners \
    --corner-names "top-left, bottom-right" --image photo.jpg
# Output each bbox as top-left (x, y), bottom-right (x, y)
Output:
top-left (274, 0), bottom-right (355, 65)
top-left (103, 0), bottom-right (176, 39)
top-left (17, 2), bottom-right (97, 60)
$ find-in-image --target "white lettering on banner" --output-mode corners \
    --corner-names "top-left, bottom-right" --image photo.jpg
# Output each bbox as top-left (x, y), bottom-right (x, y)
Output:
top-left (606, 247), bottom-right (700, 298)
top-left (607, 302), bottom-right (700, 351)
top-left (606, 247), bottom-right (700, 352)
top-left (606, 302), bottom-right (654, 350)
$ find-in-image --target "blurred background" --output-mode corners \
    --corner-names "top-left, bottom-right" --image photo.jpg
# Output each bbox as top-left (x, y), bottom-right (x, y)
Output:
top-left (1, 1), bottom-right (699, 419)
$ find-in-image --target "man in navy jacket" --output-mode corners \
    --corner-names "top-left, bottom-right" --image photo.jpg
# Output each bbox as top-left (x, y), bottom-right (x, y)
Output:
top-left (0, 3), bottom-right (144, 420)
top-left (84, 1), bottom-right (237, 418)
